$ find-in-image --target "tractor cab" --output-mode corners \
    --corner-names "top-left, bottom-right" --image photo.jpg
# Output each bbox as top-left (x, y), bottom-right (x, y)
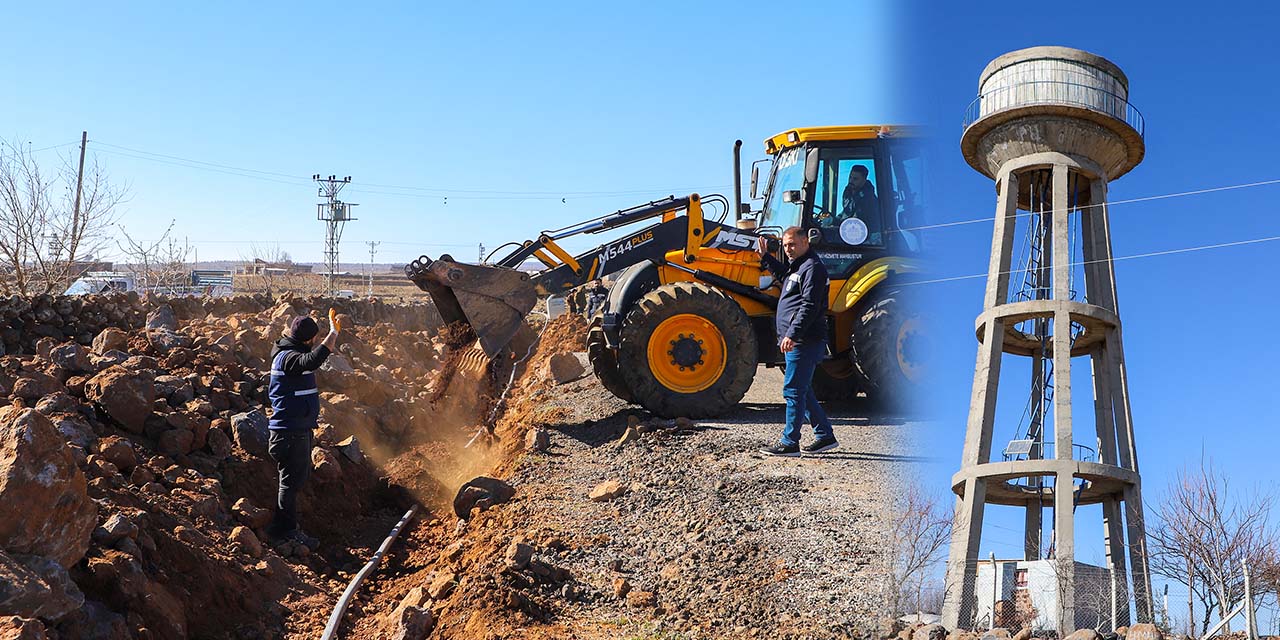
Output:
top-left (749, 125), bottom-right (923, 280)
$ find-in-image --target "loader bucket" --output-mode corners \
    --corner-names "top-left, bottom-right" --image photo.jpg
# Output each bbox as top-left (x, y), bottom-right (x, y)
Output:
top-left (405, 255), bottom-right (538, 357)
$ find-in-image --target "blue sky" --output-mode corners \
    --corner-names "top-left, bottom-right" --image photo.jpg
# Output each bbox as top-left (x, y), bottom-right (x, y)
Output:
top-left (1, 1), bottom-right (898, 265)
top-left (905, 0), bottom-right (1280, 603)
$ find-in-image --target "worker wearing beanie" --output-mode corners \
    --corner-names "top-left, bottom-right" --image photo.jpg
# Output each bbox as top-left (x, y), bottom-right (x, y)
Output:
top-left (266, 309), bottom-right (341, 550)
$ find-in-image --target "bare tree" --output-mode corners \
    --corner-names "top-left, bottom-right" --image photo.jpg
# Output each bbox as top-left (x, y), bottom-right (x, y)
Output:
top-left (884, 484), bottom-right (954, 617)
top-left (239, 242), bottom-right (319, 296)
top-left (0, 138), bottom-right (124, 294)
top-left (117, 219), bottom-right (192, 294)
top-left (1147, 457), bottom-right (1280, 634)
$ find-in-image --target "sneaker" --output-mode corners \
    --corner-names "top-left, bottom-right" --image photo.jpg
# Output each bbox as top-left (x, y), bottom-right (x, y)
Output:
top-left (759, 442), bottom-right (800, 457)
top-left (802, 437), bottom-right (839, 454)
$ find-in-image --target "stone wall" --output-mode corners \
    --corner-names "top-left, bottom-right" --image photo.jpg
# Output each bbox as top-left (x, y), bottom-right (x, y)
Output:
top-left (0, 293), bottom-right (442, 356)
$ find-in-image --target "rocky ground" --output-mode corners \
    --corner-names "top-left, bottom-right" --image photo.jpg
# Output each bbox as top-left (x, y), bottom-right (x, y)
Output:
top-left (343, 335), bottom-right (931, 640)
top-left (0, 292), bottom-right (506, 639)
top-left (0, 290), bottom-right (945, 640)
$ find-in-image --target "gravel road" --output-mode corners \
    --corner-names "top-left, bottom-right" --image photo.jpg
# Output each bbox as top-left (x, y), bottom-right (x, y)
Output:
top-left (504, 360), bottom-right (932, 639)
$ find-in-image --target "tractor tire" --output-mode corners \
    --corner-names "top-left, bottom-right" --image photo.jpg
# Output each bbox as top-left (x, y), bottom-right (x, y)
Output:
top-left (851, 290), bottom-right (926, 410)
top-left (587, 319), bottom-right (636, 404)
top-left (618, 282), bottom-right (757, 418)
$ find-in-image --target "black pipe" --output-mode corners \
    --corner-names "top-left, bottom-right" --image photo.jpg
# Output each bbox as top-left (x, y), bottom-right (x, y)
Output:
top-left (691, 268), bottom-right (777, 308)
top-left (732, 140), bottom-right (743, 222)
top-left (594, 196), bottom-right (688, 234)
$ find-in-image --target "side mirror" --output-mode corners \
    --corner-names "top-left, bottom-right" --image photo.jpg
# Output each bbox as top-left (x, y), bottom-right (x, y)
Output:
top-left (750, 165), bottom-right (760, 200)
top-left (782, 190), bottom-right (803, 204)
top-left (804, 148), bottom-right (819, 183)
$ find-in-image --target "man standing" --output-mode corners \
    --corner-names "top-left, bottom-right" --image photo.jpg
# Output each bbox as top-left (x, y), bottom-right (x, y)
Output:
top-left (757, 227), bottom-right (838, 456)
top-left (266, 308), bottom-right (340, 549)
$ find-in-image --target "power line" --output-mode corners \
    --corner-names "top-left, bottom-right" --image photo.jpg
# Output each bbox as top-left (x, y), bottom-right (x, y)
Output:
top-left (89, 138), bottom-right (731, 199)
top-left (904, 178), bottom-right (1280, 233)
top-left (905, 232), bottom-right (1280, 288)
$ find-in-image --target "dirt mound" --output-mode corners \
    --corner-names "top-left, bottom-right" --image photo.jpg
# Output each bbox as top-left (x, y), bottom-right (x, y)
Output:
top-left (344, 312), bottom-right (595, 639)
top-left (0, 285), bottom-right (600, 638)
top-left (0, 295), bottom-right (470, 638)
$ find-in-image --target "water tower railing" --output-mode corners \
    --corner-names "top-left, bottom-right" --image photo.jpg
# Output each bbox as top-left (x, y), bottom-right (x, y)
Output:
top-left (962, 80), bottom-right (1144, 137)
top-left (1000, 441), bottom-right (1097, 463)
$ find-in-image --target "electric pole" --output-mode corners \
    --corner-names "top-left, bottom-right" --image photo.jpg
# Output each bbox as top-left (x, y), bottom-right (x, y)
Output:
top-left (70, 131), bottom-right (87, 262)
top-left (366, 241), bottom-right (380, 297)
top-left (478, 243), bottom-right (485, 263)
top-left (313, 174), bottom-right (357, 295)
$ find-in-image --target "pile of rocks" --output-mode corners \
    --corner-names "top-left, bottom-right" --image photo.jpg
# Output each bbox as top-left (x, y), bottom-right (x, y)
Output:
top-left (0, 296), bottom-right (459, 639)
top-left (0, 291), bottom-right (441, 356)
top-left (880, 621), bottom-right (1176, 640)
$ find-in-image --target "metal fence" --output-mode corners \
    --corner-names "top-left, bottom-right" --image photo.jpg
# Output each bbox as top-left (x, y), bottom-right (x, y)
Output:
top-left (943, 558), bottom-right (1271, 637)
top-left (962, 80), bottom-right (1145, 138)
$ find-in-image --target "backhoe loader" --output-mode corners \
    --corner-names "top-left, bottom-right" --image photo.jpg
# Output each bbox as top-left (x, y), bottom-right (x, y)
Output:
top-left (406, 125), bottom-right (926, 418)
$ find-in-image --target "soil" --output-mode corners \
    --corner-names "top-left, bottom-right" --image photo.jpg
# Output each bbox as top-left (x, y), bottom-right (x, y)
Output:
top-left (341, 314), bottom-right (925, 640)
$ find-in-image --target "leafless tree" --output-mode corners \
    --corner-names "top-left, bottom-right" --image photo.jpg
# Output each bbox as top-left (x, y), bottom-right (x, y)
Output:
top-left (116, 219), bottom-right (192, 294)
top-left (0, 138), bottom-right (124, 295)
top-left (239, 242), bottom-right (315, 296)
top-left (884, 484), bottom-right (954, 617)
top-left (1147, 457), bottom-right (1280, 634)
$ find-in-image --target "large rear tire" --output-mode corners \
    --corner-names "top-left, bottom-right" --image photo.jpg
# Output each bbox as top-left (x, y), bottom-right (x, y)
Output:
top-left (618, 282), bottom-right (757, 418)
top-left (586, 319), bottom-right (636, 404)
top-left (851, 290), bottom-right (927, 409)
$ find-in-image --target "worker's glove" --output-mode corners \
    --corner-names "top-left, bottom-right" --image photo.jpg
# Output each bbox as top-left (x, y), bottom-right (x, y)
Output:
top-left (328, 307), bottom-right (342, 333)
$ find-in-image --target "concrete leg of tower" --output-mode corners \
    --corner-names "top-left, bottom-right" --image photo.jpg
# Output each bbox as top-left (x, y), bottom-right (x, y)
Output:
top-left (1125, 484), bottom-right (1155, 622)
top-left (1055, 469), bottom-right (1077, 634)
top-left (1024, 499), bottom-right (1042, 560)
top-left (1103, 497), bottom-right (1132, 626)
top-left (942, 476), bottom-right (987, 629)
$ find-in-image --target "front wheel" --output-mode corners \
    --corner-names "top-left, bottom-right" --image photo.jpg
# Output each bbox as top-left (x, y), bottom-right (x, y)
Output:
top-left (617, 282), bottom-right (757, 418)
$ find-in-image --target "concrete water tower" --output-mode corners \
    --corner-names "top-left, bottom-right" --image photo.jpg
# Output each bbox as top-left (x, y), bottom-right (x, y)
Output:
top-left (942, 47), bottom-right (1153, 631)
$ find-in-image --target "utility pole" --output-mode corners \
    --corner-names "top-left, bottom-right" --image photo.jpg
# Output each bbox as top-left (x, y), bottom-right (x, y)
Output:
top-left (313, 174), bottom-right (357, 295)
top-left (70, 131), bottom-right (87, 261)
top-left (366, 241), bottom-right (380, 297)
top-left (478, 243), bottom-right (485, 263)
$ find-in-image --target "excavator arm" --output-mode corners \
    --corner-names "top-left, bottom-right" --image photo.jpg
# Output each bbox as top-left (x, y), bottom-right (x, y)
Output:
top-left (407, 195), bottom-right (725, 357)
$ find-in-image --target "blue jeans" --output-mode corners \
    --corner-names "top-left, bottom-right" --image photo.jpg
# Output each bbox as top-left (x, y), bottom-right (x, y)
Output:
top-left (780, 340), bottom-right (835, 447)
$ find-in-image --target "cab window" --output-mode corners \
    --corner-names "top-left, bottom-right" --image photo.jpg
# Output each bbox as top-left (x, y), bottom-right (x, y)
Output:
top-left (811, 147), bottom-right (882, 247)
top-left (759, 146), bottom-right (805, 232)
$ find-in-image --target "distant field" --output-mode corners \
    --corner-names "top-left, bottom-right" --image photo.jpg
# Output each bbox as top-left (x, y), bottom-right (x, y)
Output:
top-left (233, 271), bottom-right (429, 300)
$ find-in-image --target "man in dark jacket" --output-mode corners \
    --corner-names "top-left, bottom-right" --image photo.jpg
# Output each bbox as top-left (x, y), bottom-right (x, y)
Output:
top-left (757, 227), bottom-right (838, 456)
top-left (266, 311), bottom-right (339, 548)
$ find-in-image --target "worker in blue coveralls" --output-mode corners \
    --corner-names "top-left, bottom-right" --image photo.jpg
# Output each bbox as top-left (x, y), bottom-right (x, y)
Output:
top-left (265, 309), bottom-right (340, 549)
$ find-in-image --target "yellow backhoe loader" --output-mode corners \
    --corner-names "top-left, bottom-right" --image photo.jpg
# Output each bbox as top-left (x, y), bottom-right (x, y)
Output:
top-left (406, 125), bottom-right (926, 418)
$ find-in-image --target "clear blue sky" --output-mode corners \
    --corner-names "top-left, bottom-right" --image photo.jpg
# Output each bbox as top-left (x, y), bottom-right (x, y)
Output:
top-left (1, 0), bottom-right (899, 265)
top-left (905, 1), bottom-right (1280, 582)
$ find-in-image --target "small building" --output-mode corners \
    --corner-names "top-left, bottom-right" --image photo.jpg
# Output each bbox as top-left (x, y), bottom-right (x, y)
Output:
top-left (246, 259), bottom-right (312, 275)
top-left (191, 270), bottom-right (233, 297)
top-left (974, 559), bottom-right (1116, 631)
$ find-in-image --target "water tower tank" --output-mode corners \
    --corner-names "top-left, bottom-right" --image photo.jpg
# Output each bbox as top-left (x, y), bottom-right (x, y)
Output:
top-left (961, 46), bottom-right (1144, 181)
